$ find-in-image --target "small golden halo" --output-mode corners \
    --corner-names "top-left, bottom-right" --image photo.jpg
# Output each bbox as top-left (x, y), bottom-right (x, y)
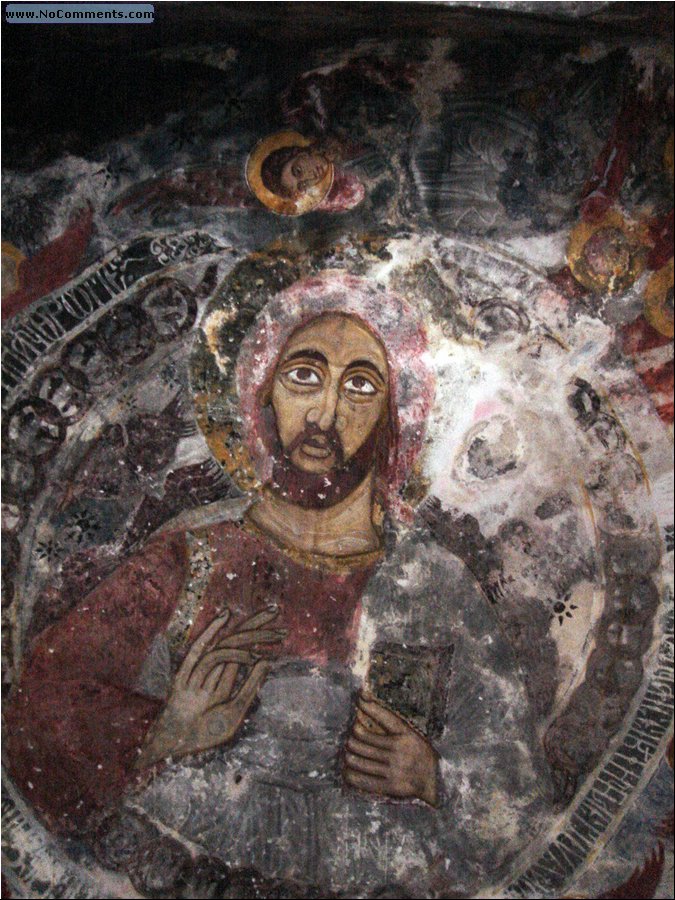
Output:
top-left (245, 130), bottom-right (334, 217)
top-left (644, 258), bottom-right (674, 339)
top-left (567, 210), bottom-right (648, 295)
top-left (2, 241), bottom-right (26, 297)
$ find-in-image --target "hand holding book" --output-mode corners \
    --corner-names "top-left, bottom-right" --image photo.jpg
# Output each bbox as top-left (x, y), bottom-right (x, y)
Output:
top-left (343, 691), bottom-right (439, 807)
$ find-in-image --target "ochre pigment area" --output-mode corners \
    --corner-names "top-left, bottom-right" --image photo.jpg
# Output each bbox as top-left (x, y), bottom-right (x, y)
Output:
top-left (2, 4), bottom-right (673, 899)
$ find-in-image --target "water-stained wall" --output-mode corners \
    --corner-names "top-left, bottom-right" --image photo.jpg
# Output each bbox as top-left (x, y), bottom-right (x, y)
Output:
top-left (2, 4), bottom-right (673, 899)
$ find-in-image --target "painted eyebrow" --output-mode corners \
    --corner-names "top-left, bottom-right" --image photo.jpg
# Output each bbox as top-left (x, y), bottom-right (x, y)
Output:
top-left (345, 359), bottom-right (386, 381)
top-left (283, 350), bottom-right (328, 365)
top-left (281, 351), bottom-right (385, 382)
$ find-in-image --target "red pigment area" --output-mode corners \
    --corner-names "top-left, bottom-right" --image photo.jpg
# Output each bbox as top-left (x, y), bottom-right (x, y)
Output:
top-left (622, 316), bottom-right (674, 425)
top-left (4, 532), bottom-right (188, 831)
top-left (4, 522), bottom-right (375, 831)
top-left (193, 520), bottom-right (373, 667)
top-left (2, 206), bottom-right (93, 321)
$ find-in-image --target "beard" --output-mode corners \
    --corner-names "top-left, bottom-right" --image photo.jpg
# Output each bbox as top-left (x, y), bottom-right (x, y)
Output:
top-left (268, 421), bottom-right (386, 510)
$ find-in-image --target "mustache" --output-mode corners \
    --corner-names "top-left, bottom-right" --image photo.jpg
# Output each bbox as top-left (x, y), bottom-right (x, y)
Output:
top-left (286, 424), bottom-right (344, 459)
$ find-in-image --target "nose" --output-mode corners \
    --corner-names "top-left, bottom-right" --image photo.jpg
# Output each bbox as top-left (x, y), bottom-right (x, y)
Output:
top-left (307, 383), bottom-right (340, 431)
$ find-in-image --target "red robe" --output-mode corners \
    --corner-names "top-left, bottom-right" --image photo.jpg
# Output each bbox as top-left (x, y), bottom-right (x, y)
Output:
top-left (4, 520), bottom-right (375, 833)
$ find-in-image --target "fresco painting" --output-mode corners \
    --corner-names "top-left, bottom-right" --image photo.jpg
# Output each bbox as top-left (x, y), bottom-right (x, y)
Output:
top-left (1, 4), bottom-right (673, 899)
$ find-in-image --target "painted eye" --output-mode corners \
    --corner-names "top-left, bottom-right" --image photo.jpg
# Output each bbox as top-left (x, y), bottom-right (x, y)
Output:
top-left (286, 367), bottom-right (321, 386)
top-left (343, 375), bottom-right (376, 396)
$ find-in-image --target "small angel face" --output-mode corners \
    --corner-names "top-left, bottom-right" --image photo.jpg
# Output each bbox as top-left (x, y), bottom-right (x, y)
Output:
top-left (278, 151), bottom-right (329, 198)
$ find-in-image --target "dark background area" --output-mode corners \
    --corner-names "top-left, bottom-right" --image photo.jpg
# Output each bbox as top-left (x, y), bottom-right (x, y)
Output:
top-left (2, 2), bottom-right (673, 170)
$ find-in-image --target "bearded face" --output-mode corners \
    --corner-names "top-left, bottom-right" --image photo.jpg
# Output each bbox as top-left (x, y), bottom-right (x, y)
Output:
top-left (266, 313), bottom-right (390, 508)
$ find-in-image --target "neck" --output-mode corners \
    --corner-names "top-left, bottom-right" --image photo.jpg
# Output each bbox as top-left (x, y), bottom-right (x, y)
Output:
top-left (246, 470), bottom-right (382, 557)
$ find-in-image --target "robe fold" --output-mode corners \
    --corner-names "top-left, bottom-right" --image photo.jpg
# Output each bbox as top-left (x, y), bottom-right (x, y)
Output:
top-left (6, 517), bottom-right (552, 896)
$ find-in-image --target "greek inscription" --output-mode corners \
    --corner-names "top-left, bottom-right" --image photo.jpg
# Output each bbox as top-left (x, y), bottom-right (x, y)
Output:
top-left (614, 739), bottom-right (656, 768)
top-left (524, 862), bottom-right (564, 893)
top-left (583, 789), bottom-right (620, 826)
top-left (632, 711), bottom-right (672, 743)
top-left (569, 809), bottom-right (605, 847)
top-left (621, 728), bottom-right (660, 755)
top-left (603, 759), bottom-right (641, 787)
top-left (2, 231), bottom-right (219, 405)
top-left (542, 838), bottom-right (582, 879)
top-left (507, 614), bottom-right (673, 897)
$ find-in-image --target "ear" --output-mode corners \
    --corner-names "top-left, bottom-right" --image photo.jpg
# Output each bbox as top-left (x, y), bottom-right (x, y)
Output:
top-left (259, 376), bottom-right (274, 407)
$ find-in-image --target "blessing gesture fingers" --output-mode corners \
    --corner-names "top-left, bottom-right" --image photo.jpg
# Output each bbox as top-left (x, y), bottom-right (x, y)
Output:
top-left (186, 606), bottom-right (286, 694)
top-left (137, 606), bottom-right (286, 768)
top-left (343, 692), bottom-right (439, 808)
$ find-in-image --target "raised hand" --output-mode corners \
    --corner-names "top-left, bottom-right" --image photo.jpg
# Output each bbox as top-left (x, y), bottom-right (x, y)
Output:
top-left (343, 692), bottom-right (439, 807)
top-left (136, 607), bottom-right (285, 768)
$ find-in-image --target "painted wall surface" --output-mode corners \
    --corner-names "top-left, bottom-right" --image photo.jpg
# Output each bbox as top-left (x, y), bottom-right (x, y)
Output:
top-left (2, 5), bottom-right (673, 899)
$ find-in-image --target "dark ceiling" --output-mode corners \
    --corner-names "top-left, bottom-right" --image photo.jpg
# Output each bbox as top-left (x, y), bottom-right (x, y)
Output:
top-left (2, 2), bottom-right (673, 171)
top-left (3, 2), bottom-right (674, 49)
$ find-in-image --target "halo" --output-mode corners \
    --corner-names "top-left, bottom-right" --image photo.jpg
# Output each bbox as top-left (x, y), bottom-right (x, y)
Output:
top-left (567, 210), bottom-right (648, 295)
top-left (190, 250), bottom-right (315, 495)
top-left (189, 241), bottom-right (435, 512)
top-left (2, 241), bottom-right (26, 296)
top-left (245, 130), bottom-right (334, 217)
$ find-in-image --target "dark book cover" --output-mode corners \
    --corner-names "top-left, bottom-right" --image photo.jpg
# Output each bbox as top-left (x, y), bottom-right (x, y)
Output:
top-left (367, 642), bottom-right (454, 740)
